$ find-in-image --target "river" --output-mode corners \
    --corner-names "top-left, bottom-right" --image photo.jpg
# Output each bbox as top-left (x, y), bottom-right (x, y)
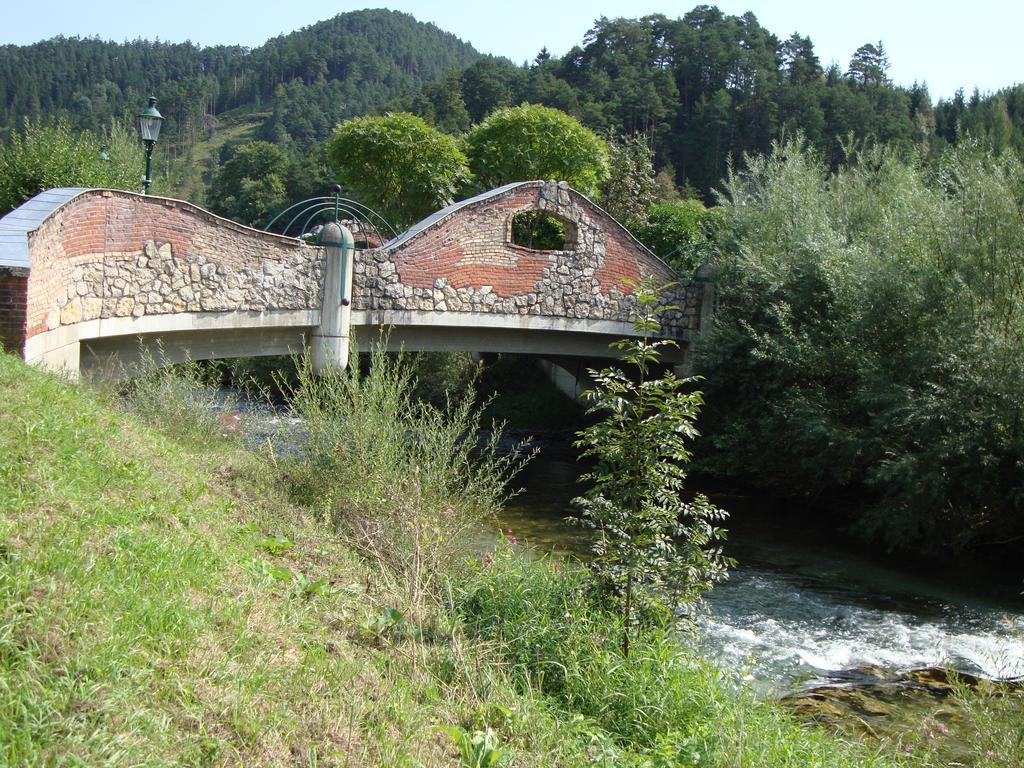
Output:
top-left (496, 446), bottom-right (1024, 691)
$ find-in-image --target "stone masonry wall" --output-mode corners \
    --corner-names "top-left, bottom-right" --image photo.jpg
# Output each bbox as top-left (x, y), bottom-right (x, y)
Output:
top-left (25, 191), bottom-right (323, 339)
top-left (351, 181), bottom-right (700, 335)
top-left (0, 266), bottom-right (28, 353)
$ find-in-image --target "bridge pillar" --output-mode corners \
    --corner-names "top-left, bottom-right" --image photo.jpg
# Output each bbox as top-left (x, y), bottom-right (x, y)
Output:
top-left (311, 222), bottom-right (355, 372)
top-left (538, 357), bottom-right (590, 401)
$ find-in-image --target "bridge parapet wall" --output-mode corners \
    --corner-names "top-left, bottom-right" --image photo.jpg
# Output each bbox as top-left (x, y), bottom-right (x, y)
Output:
top-left (20, 190), bottom-right (323, 342)
top-left (352, 181), bottom-right (701, 337)
top-left (3, 183), bottom-right (708, 373)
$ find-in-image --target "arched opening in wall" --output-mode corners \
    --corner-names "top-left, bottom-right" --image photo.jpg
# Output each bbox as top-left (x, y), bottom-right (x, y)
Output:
top-left (510, 211), bottom-right (576, 251)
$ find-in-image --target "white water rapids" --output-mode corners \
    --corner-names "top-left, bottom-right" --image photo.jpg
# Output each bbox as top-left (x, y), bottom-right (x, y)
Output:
top-left (500, 455), bottom-right (1024, 688)
top-left (699, 556), bottom-right (1024, 687)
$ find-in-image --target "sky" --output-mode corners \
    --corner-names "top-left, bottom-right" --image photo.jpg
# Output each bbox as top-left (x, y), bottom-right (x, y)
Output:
top-left (3, 1), bottom-right (1021, 101)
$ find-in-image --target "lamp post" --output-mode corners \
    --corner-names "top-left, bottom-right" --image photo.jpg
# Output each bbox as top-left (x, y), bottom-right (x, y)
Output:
top-left (136, 96), bottom-right (164, 194)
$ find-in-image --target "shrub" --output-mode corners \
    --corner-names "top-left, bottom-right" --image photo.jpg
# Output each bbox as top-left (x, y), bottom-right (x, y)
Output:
top-left (454, 549), bottom-right (719, 753)
top-left (465, 104), bottom-right (608, 196)
top-left (634, 199), bottom-right (722, 274)
top-left (0, 117), bottom-right (140, 214)
top-left (454, 549), bottom-right (906, 768)
top-left (696, 138), bottom-right (1024, 558)
top-left (326, 112), bottom-right (471, 229)
top-left (573, 276), bottom-right (730, 656)
top-left (111, 355), bottom-right (224, 444)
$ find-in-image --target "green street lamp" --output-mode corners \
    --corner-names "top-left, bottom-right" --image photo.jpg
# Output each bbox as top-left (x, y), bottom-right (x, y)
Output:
top-left (136, 96), bottom-right (164, 194)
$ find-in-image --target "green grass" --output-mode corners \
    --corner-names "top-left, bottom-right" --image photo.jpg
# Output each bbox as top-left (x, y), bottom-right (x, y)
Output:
top-left (453, 549), bottom-right (918, 768)
top-left (0, 354), bottom-right (371, 764)
top-left (1, 352), bottom-right (1018, 767)
top-left (0, 353), bottom-right (619, 766)
top-left (164, 108), bottom-right (267, 204)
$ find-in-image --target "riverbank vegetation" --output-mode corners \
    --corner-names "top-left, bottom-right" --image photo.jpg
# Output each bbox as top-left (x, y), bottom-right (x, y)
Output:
top-left (2, 349), bottom-right (1020, 766)
top-left (695, 140), bottom-right (1024, 563)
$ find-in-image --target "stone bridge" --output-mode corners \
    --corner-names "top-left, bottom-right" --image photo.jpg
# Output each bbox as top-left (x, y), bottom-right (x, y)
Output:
top-left (0, 181), bottom-right (711, 376)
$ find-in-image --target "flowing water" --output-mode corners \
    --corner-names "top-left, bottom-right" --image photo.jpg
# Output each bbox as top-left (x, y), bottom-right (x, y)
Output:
top-left (496, 447), bottom-right (1024, 691)
top-left (226, 390), bottom-right (1021, 760)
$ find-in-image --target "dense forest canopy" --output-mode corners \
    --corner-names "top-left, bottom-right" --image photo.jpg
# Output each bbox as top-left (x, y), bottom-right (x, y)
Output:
top-left (0, 9), bottom-right (481, 191)
top-left (1, 6), bottom-right (1022, 204)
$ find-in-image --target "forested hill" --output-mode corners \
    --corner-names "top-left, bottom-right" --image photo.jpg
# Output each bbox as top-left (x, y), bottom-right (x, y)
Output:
top-left (2, 5), bottom-right (1022, 200)
top-left (405, 8), bottom-right (1023, 195)
top-left (0, 9), bottom-right (481, 150)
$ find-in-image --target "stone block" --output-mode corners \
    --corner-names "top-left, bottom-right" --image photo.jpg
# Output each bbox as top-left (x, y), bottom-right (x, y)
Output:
top-left (81, 297), bottom-right (102, 321)
top-left (59, 299), bottom-right (82, 325)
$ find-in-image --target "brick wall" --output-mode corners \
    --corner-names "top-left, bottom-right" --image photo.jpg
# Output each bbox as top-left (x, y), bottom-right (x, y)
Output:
top-left (352, 181), bottom-right (700, 334)
top-left (24, 190), bottom-right (323, 341)
top-left (0, 267), bottom-right (28, 353)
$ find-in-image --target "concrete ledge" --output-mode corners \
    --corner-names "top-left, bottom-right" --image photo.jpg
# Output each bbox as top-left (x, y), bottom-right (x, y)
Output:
top-left (25, 307), bottom-right (688, 374)
top-left (353, 323), bottom-right (686, 362)
top-left (80, 326), bottom-right (312, 376)
top-left (351, 310), bottom-right (688, 361)
top-left (26, 308), bottom-right (320, 371)
top-left (353, 309), bottom-right (651, 338)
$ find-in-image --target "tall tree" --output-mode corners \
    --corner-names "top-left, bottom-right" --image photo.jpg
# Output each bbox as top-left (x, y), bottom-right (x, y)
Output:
top-left (598, 133), bottom-right (656, 228)
top-left (413, 69), bottom-right (471, 134)
top-left (460, 58), bottom-right (525, 123)
top-left (465, 104), bottom-right (608, 195)
top-left (781, 34), bottom-right (821, 86)
top-left (908, 82), bottom-right (936, 153)
top-left (634, 198), bottom-right (718, 272)
top-left (5, 8), bottom-right (1018, 207)
top-left (847, 41), bottom-right (890, 88)
top-left (207, 141), bottom-right (290, 227)
top-left (326, 112), bottom-right (470, 229)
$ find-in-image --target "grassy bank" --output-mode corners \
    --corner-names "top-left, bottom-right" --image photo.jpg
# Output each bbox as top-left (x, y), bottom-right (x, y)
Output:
top-left (1, 352), bottom-right (1018, 766)
top-left (2, 354), bottom-right (377, 764)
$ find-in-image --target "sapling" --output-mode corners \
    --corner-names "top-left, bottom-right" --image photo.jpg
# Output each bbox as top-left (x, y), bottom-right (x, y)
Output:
top-left (571, 276), bottom-right (731, 657)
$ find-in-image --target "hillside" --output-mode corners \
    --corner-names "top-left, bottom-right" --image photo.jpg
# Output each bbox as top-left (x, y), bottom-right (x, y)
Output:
top-left (2, 6), bottom-right (1023, 202)
top-left (0, 9), bottom-right (481, 157)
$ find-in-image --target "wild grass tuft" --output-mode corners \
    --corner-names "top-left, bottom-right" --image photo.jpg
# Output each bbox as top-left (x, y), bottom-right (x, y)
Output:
top-left (88, 345), bottom-right (226, 444)
top-left (283, 340), bottom-right (531, 615)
